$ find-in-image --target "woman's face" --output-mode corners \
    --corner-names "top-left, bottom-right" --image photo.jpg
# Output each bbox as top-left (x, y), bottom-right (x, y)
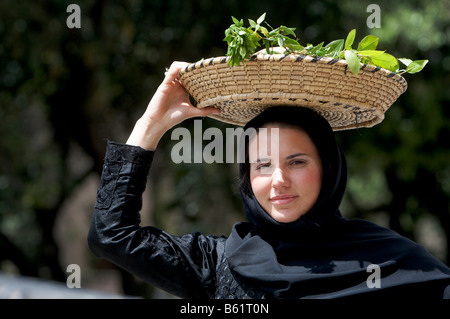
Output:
top-left (249, 124), bottom-right (323, 223)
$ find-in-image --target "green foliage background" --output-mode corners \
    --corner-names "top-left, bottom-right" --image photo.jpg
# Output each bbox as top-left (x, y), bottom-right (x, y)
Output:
top-left (0, 0), bottom-right (449, 297)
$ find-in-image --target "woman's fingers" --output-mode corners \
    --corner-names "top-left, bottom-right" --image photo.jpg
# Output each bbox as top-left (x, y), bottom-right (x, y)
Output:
top-left (160, 61), bottom-right (221, 119)
top-left (186, 106), bottom-right (221, 119)
top-left (162, 61), bottom-right (188, 84)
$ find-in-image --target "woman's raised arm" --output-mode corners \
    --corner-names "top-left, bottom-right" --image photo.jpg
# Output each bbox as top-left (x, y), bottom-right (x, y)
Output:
top-left (126, 61), bottom-right (219, 150)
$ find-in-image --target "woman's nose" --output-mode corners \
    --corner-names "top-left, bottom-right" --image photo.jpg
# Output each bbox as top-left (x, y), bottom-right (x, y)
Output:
top-left (271, 167), bottom-right (290, 188)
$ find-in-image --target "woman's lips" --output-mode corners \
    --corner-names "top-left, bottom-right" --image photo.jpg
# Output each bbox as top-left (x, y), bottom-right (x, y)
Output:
top-left (270, 195), bottom-right (298, 206)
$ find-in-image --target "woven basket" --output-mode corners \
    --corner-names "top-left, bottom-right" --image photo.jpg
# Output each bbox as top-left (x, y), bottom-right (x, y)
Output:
top-left (177, 53), bottom-right (408, 130)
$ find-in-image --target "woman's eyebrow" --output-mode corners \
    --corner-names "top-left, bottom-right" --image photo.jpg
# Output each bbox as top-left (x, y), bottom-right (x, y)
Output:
top-left (286, 153), bottom-right (309, 160)
top-left (251, 153), bottom-right (309, 163)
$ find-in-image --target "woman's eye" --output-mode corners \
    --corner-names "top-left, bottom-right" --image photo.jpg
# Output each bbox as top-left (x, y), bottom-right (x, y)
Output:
top-left (290, 160), bottom-right (306, 166)
top-left (255, 162), bottom-right (271, 170)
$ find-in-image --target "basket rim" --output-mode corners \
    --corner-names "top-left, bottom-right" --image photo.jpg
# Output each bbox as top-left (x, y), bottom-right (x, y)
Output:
top-left (177, 53), bottom-right (408, 130)
top-left (179, 53), bottom-right (407, 83)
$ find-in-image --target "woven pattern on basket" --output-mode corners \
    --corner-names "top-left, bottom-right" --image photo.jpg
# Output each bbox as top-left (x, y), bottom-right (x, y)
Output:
top-left (178, 54), bottom-right (408, 130)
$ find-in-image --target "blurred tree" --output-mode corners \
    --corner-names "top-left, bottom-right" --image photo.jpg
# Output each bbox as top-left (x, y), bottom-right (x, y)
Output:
top-left (0, 0), bottom-right (448, 298)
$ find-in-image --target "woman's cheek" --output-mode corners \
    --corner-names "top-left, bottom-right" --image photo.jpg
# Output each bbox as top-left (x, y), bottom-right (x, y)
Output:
top-left (250, 175), bottom-right (271, 199)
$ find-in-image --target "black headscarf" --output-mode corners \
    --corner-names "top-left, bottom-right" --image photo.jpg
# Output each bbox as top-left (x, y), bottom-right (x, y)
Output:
top-left (225, 106), bottom-right (450, 299)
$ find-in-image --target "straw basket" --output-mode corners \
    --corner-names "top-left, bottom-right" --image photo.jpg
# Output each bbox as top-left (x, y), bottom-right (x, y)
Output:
top-left (177, 54), bottom-right (408, 130)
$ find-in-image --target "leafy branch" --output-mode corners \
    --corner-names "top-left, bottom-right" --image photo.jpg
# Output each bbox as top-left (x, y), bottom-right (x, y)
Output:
top-left (223, 13), bottom-right (428, 75)
top-left (223, 13), bottom-right (303, 67)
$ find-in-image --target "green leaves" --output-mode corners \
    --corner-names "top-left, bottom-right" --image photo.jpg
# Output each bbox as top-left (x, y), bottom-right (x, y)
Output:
top-left (357, 35), bottom-right (379, 51)
top-left (224, 15), bottom-right (428, 75)
top-left (338, 29), bottom-right (428, 75)
top-left (344, 29), bottom-right (356, 50)
top-left (345, 50), bottom-right (360, 75)
top-left (398, 58), bottom-right (429, 74)
top-left (341, 29), bottom-right (395, 73)
top-left (224, 13), bottom-right (303, 66)
top-left (324, 39), bottom-right (344, 58)
top-left (224, 15), bottom-right (262, 66)
top-left (369, 53), bottom-right (399, 72)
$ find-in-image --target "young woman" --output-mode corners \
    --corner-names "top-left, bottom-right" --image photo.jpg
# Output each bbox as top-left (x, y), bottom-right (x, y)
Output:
top-left (88, 62), bottom-right (450, 299)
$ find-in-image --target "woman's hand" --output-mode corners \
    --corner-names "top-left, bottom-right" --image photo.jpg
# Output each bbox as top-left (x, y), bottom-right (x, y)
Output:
top-left (126, 61), bottom-right (220, 150)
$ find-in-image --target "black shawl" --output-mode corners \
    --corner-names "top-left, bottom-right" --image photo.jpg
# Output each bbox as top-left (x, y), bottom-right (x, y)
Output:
top-left (225, 106), bottom-right (450, 299)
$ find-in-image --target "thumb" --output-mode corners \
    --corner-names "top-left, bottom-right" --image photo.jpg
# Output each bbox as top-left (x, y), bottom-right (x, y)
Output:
top-left (186, 106), bottom-right (221, 119)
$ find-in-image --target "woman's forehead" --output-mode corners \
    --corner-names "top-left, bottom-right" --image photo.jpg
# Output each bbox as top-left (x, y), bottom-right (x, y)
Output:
top-left (248, 125), bottom-right (317, 159)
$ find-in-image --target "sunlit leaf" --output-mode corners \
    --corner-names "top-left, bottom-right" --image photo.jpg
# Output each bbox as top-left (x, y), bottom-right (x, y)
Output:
top-left (259, 26), bottom-right (269, 36)
top-left (345, 29), bottom-right (356, 50)
top-left (276, 36), bottom-right (284, 48)
top-left (356, 50), bottom-right (385, 56)
top-left (405, 60), bottom-right (428, 74)
top-left (306, 42), bottom-right (324, 55)
top-left (281, 26), bottom-right (296, 37)
top-left (257, 12), bottom-right (266, 25)
top-left (357, 35), bottom-right (379, 51)
top-left (399, 58), bottom-right (413, 66)
top-left (284, 38), bottom-right (304, 51)
top-left (370, 53), bottom-right (399, 72)
top-left (345, 50), bottom-right (360, 75)
top-left (324, 39), bottom-right (344, 58)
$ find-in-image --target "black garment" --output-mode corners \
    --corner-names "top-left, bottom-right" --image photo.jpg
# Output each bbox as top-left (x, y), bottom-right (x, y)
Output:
top-left (225, 106), bottom-right (450, 298)
top-left (226, 219), bottom-right (450, 299)
top-left (88, 141), bottom-right (262, 298)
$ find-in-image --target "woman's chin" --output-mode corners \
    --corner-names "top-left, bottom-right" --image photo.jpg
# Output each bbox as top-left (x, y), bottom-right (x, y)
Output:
top-left (269, 209), bottom-right (303, 224)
